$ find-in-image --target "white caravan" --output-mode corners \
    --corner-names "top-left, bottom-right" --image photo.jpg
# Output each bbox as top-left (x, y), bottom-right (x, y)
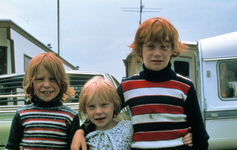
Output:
top-left (171, 31), bottom-right (237, 150)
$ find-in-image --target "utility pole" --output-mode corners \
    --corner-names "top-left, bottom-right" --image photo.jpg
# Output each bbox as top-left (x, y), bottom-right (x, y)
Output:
top-left (122, 0), bottom-right (162, 25)
top-left (57, 0), bottom-right (60, 56)
top-left (139, 0), bottom-right (143, 25)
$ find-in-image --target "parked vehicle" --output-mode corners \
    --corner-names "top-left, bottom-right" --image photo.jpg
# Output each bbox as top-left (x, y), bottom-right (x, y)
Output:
top-left (0, 71), bottom-right (125, 149)
top-left (170, 31), bottom-right (237, 150)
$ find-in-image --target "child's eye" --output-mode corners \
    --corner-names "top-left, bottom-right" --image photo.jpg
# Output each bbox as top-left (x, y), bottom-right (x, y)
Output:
top-left (101, 103), bottom-right (108, 107)
top-left (149, 45), bottom-right (154, 49)
top-left (144, 43), bottom-right (154, 49)
top-left (145, 44), bottom-right (154, 49)
top-left (50, 78), bottom-right (56, 81)
top-left (35, 78), bottom-right (43, 81)
top-left (87, 105), bottom-right (95, 108)
top-left (161, 45), bottom-right (168, 49)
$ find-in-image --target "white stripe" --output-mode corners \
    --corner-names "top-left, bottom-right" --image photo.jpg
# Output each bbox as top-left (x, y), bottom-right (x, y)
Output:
top-left (20, 111), bottom-right (73, 120)
top-left (24, 130), bottom-right (67, 136)
top-left (23, 120), bottom-right (66, 126)
top-left (124, 87), bottom-right (187, 102)
top-left (132, 113), bottom-right (187, 124)
top-left (131, 137), bottom-right (184, 148)
top-left (22, 139), bottom-right (67, 145)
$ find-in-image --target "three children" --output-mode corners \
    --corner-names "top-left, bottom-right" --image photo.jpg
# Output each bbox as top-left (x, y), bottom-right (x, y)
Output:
top-left (5, 16), bottom-right (209, 150)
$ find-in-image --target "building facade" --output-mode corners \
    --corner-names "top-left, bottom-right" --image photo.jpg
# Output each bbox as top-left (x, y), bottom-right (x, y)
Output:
top-left (0, 19), bottom-right (77, 75)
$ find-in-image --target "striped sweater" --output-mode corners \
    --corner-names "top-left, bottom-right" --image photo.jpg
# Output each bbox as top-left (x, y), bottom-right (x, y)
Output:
top-left (5, 95), bottom-right (79, 150)
top-left (117, 63), bottom-right (209, 150)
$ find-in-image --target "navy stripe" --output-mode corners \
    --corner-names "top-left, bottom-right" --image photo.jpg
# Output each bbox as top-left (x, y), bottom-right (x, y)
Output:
top-left (127, 96), bottom-right (185, 108)
top-left (24, 124), bottom-right (67, 131)
top-left (133, 122), bottom-right (188, 133)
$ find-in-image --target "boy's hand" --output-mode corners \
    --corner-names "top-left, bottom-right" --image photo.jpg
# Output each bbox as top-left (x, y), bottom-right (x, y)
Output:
top-left (182, 127), bottom-right (193, 147)
top-left (71, 129), bottom-right (87, 150)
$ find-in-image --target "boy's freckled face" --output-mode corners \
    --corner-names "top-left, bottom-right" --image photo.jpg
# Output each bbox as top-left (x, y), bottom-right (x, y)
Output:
top-left (142, 42), bottom-right (173, 71)
top-left (33, 65), bottom-right (60, 102)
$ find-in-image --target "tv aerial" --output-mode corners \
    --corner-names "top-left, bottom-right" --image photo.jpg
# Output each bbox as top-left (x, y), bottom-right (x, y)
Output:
top-left (121, 0), bottom-right (163, 25)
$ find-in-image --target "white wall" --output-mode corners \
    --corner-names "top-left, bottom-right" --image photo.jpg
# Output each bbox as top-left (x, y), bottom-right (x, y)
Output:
top-left (10, 29), bottom-right (74, 73)
top-left (11, 29), bottom-right (46, 73)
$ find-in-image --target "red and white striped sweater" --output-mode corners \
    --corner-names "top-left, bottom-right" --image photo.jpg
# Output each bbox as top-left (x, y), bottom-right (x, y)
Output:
top-left (117, 63), bottom-right (209, 150)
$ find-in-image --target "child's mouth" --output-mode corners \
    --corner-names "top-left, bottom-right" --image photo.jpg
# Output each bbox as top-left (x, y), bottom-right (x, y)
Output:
top-left (41, 91), bottom-right (53, 94)
top-left (95, 117), bottom-right (106, 121)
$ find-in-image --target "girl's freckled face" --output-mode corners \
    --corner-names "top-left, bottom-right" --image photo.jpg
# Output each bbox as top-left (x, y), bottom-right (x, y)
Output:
top-left (33, 65), bottom-right (60, 102)
top-left (86, 97), bottom-right (116, 130)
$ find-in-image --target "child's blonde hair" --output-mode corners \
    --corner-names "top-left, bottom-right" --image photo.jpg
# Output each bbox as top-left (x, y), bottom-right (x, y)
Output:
top-left (23, 52), bottom-right (75, 102)
top-left (78, 76), bottom-right (121, 121)
top-left (129, 17), bottom-right (188, 60)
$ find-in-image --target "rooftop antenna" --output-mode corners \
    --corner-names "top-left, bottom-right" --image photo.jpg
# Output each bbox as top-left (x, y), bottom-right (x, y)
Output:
top-left (122, 0), bottom-right (163, 25)
top-left (57, 0), bottom-right (60, 55)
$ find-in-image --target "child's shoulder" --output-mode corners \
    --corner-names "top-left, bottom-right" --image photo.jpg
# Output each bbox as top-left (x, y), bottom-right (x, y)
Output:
top-left (117, 120), bottom-right (133, 132)
top-left (59, 104), bottom-right (78, 115)
top-left (17, 103), bottom-right (34, 111)
top-left (119, 120), bottom-right (132, 126)
top-left (175, 73), bottom-right (194, 86)
top-left (122, 74), bottom-right (142, 82)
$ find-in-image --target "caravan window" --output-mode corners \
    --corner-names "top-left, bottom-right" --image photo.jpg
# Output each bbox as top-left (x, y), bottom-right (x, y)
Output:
top-left (219, 61), bottom-right (237, 99)
top-left (174, 61), bottom-right (190, 78)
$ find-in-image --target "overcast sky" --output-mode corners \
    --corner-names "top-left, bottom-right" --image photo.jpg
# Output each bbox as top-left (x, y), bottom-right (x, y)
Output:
top-left (1, 0), bottom-right (237, 82)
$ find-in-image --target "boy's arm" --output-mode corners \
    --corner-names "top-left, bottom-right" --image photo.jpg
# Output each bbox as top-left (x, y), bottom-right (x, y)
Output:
top-left (185, 84), bottom-right (209, 150)
top-left (70, 129), bottom-right (87, 150)
top-left (116, 83), bottom-right (126, 109)
top-left (70, 122), bottom-right (95, 150)
top-left (68, 114), bottom-right (80, 147)
top-left (4, 111), bottom-right (23, 150)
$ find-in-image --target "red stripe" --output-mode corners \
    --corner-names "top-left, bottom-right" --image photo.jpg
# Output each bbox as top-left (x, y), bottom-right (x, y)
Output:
top-left (122, 80), bottom-right (190, 95)
top-left (22, 118), bottom-right (65, 124)
top-left (131, 104), bottom-right (184, 116)
top-left (133, 129), bottom-right (188, 141)
top-left (24, 128), bottom-right (65, 133)
top-left (19, 109), bottom-right (74, 118)
top-left (23, 137), bottom-right (66, 142)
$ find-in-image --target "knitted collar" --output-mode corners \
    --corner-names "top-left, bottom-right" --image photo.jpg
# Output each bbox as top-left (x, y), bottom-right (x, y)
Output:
top-left (139, 62), bottom-right (176, 82)
top-left (34, 95), bottom-right (62, 107)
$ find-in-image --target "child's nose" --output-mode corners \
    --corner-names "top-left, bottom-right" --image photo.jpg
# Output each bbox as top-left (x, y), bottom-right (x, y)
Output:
top-left (43, 80), bottom-right (50, 87)
top-left (95, 107), bottom-right (102, 114)
top-left (154, 49), bottom-right (161, 56)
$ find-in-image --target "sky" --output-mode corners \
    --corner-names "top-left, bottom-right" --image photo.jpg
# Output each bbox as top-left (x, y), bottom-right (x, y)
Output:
top-left (0, 0), bottom-right (237, 82)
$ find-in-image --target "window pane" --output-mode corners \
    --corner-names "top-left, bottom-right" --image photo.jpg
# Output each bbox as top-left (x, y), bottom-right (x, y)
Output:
top-left (24, 56), bottom-right (31, 71)
top-left (0, 48), bottom-right (5, 59)
top-left (219, 61), bottom-right (237, 98)
top-left (0, 62), bottom-right (3, 74)
top-left (174, 61), bottom-right (189, 78)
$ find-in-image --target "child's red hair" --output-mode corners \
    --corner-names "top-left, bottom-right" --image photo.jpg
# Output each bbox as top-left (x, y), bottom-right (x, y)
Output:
top-left (23, 52), bottom-right (75, 102)
top-left (129, 17), bottom-right (188, 59)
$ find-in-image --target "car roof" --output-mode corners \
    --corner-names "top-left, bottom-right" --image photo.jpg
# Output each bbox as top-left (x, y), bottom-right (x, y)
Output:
top-left (0, 70), bottom-right (109, 78)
